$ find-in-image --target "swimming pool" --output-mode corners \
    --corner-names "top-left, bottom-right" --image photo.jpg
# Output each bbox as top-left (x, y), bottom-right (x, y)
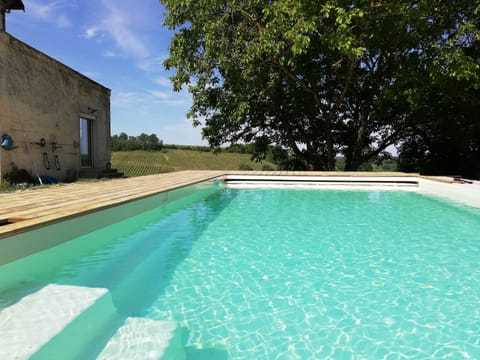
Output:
top-left (1, 181), bottom-right (480, 359)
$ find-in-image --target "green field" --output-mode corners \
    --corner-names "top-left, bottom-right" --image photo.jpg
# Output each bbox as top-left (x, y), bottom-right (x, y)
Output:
top-left (111, 149), bottom-right (276, 177)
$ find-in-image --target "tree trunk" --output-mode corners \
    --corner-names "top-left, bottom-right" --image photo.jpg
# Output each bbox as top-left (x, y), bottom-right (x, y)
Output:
top-left (344, 109), bottom-right (369, 171)
top-left (325, 118), bottom-right (336, 170)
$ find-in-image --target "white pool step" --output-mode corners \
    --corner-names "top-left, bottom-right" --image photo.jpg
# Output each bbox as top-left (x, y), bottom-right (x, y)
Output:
top-left (0, 284), bottom-right (108, 360)
top-left (97, 317), bottom-right (185, 360)
top-left (0, 283), bottom-right (184, 359)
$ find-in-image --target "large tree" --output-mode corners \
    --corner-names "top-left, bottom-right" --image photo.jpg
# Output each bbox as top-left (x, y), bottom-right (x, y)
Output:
top-left (161, 0), bottom-right (479, 170)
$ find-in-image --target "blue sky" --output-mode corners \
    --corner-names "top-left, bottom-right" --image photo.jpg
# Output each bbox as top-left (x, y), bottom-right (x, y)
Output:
top-left (6, 0), bottom-right (206, 145)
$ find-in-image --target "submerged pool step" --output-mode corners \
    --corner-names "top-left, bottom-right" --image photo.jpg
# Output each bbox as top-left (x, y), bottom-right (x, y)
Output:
top-left (97, 317), bottom-right (185, 360)
top-left (30, 288), bottom-right (122, 360)
top-left (2, 283), bottom-right (183, 359)
top-left (0, 284), bottom-right (109, 360)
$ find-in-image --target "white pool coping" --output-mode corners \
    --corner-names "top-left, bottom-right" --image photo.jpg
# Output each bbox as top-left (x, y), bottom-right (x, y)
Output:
top-left (417, 177), bottom-right (480, 209)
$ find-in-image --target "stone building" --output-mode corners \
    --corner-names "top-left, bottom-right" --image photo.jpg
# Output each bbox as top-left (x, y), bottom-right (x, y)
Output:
top-left (0, 11), bottom-right (112, 182)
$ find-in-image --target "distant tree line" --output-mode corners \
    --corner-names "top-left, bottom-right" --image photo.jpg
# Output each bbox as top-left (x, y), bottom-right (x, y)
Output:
top-left (111, 132), bottom-right (163, 151)
top-left (162, 144), bottom-right (211, 152)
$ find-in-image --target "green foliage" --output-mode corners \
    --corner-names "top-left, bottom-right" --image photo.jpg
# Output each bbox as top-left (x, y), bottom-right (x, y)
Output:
top-left (161, 0), bottom-right (479, 172)
top-left (238, 164), bottom-right (254, 171)
top-left (225, 143), bottom-right (255, 154)
top-left (0, 181), bottom-right (15, 192)
top-left (372, 158), bottom-right (398, 173)
top-left (111, 132), bottom-right (163, 151)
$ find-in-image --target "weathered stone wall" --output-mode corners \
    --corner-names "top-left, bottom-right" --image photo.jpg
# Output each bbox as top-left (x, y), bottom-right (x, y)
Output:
top-left (0, 32), bottom-right (111, 182)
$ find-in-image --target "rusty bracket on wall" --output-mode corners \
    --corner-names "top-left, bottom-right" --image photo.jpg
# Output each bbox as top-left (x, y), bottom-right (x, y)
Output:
top-left (50, 142), bottom-right (63, 152)
top-left (32, 138), bottom-right (75, 151)
top-left (34, 138), bottom-right (46, 147)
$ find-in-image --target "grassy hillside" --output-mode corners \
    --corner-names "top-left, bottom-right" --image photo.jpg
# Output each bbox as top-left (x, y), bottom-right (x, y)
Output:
top-left (111, 149), bottom-right (276, 177)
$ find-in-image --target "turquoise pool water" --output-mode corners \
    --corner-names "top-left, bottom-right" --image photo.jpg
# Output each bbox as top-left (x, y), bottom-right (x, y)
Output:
top-left (1, 187), bottom-right (480, 359)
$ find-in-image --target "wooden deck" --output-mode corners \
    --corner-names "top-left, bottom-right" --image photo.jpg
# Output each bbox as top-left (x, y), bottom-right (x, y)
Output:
top-left (0, 170), bottom-right (417, 238)
top-left (0, 171), bottom-right (224, 238)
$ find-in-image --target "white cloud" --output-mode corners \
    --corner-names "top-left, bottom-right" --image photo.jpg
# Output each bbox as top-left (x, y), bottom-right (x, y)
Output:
top-left (113, 88), bottom-right (190, 109)
top-left (137, 56), bottom-right (168, 73)
top-left (26, 0), bottom-right (73, 28)
top-left (84, 25), bottom-right (101, 39)
top-left (160, 98), bottom-right (191, 107)
top-left (56, 14), bottom-right (71, 28)
top-left (149, 88), bottom-right (191, 107)
top-left (153, 76), bottom-right (173, 87)
top-left (103, 49), bottom-right (124, 58)
top-left (83, 0), bottom-right (150, 59)
top-left (28, 0), bottom-right (56, 18)
top-left (161, 119), bottom-right (207, 145)
top-left (103, 50), bottom-right (115, 58)
top-left (113, 91), bottom-right (149, 107)
top-left (149, 90), bottom-right (170, 100)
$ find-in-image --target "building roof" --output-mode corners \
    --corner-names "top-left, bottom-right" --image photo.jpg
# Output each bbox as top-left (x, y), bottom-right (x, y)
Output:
top-left (0, 0), bottom-right (25, 12)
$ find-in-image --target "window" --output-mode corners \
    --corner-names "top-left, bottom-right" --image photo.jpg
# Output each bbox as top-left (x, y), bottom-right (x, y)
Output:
top-left (80, 118), bottom-right (93, 167)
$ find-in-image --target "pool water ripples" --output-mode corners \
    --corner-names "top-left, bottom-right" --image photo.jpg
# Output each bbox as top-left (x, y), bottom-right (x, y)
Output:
top-left (149, 189), bottom-right (480, 359)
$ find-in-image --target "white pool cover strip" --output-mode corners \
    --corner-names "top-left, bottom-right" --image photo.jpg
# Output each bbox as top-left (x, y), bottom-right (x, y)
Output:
top-left (225, 174), bottom-right (419, 184)
top-left (0, 284), bottom-right (108, 360)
